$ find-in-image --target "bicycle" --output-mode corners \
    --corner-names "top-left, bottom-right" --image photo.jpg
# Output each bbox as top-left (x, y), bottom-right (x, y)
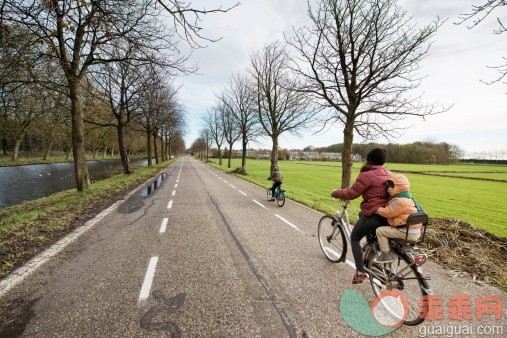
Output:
top-left (318, 200), bottom-right (432, 326)
top-left (266, 185), bottom-right (286, 207)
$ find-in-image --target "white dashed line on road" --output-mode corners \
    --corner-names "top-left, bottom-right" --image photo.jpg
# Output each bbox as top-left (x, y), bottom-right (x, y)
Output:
top-left (167, 200), bottom-right (173, 209)
top-left (171, 190), bottom-right (176, 196)
top-left (238, 190), bottom-right (247, 196)
top-left (253, 199), bottom-right (267, 209)
top-left (160, 218), bottom-right (168, 234)
top-left (139, 256), bottom-right (158, 302)
top-left (275, 214), bottom-right (304, 233)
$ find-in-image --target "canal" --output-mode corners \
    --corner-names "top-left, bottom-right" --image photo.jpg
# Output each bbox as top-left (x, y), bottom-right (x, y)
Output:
top-left (0, 159), bottom-right (147, 209)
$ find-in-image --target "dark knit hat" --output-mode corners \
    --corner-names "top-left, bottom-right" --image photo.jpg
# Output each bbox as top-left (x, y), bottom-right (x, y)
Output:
top-left (366, 148), bottom-right (386, 165)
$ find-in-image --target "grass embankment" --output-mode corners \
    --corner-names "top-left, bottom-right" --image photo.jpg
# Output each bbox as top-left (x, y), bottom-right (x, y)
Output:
top-left (0, 160), bottom-right (174, 278)
top-left (213, 159), bottom-right (507, 289)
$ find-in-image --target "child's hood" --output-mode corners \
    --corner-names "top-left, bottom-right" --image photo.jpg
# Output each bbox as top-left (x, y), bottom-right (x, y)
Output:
top-left (388, 173), bottom-right (410, 196)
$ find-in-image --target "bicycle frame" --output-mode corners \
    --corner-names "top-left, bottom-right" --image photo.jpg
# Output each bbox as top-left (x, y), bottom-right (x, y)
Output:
top-left (319, 199), bottom-right (432, 325)
top-left (335, 201), bottom-right (353, 239)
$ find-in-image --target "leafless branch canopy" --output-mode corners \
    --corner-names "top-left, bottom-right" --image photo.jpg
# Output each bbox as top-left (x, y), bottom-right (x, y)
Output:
top-left (249, 42), bottom-right (318, 140)
top-left (456, 1), bottom-right (507, 86)
top-left (156, 0), bottom-right (240, 48)
top-left (287, 0), bottom-right (448, 141)
top-left (456, 0), bottom-right (507, 33)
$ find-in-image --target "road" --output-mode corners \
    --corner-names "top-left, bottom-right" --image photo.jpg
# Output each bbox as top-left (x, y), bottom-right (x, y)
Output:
top-left (0, 157), bottom-right (505, 337)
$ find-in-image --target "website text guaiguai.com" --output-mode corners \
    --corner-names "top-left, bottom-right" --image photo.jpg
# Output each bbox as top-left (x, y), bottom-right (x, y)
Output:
top-left (418, 324), bottom-right (504, 337)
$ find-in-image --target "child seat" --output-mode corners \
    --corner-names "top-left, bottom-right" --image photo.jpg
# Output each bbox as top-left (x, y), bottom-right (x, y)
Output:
top-left (394, 211), bottom-right (429, 245)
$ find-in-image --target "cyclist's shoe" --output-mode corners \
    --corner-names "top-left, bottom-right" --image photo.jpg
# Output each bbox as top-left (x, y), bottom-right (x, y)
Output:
top-left (352, 271), bottom-right (368, 284)
top-left (375, 251), bottom-right (394, 263)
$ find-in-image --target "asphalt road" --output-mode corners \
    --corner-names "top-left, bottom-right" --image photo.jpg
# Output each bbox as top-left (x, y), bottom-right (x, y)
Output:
top-left (0, 157), bottom-right (506, 337)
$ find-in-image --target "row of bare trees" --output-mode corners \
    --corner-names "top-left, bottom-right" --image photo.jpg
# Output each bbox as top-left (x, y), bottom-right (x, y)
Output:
top-left (199, 0), bottom-right (504, 187)
top-left (199, 0), bottom-right (448, 187)
top-left (1, 0), bottom-right (238, 191)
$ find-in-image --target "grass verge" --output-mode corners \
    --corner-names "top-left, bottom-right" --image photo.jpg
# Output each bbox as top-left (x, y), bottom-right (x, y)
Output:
top-left (0, 160), bottom-right (173, 278)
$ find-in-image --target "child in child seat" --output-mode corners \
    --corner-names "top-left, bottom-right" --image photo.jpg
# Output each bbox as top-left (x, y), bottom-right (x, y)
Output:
top-left (375, 173), bottom-right (422, 262)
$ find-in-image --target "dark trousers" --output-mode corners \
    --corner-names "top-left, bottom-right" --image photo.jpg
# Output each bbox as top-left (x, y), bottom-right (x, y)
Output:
top-left (350, 213), bottom-right (387, 272)
top-left (271, 181), bottom-right (282, 193)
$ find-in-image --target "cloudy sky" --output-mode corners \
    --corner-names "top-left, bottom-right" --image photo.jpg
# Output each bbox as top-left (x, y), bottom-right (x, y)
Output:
top-left (176, 0), bottom-right (506, 158)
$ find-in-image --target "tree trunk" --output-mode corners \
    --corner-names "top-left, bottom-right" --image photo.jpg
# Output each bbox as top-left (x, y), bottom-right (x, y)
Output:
top-left (228, 144), bottom-right (233, 168)
top-left (69, 80), bottom-right (90, 191)
top-left (218, 146), bottom-right (223, 166)
top-left (117, 122), bottom-right (132, 174)
top-left (153, 132), bottom-right (159, 164)
top-left (11, 138), bottom-right (21, 162)
top-left (146, 118), bottom-right (153, 166)
top-left (43, 139), bottom-right (53, 160)
top-left (241, 136), bottom-right (247, 169)
top-left (341, 117), bottom-right (355, 188)
top-left (1, 137), bottom-right (7, 156)
top-left (270, 135), bottom-right (279, 174)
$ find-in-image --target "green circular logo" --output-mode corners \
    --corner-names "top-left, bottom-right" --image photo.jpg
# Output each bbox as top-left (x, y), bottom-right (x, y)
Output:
top-left (340, 289), bottom-right (408, 336)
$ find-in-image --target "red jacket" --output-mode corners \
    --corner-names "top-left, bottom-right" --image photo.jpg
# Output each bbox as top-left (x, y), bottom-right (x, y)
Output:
top-left (331, 165), bottom-right (391, 216)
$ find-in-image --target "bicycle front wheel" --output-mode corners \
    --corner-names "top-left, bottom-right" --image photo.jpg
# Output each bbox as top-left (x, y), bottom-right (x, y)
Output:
top-left (367, 251), bottom-right (429, 326)
top-left (318, 215), bottom-right (347, 263)
top-left (267, 188), bottom-right (272, 201)
top-left (276, 190), bottom-right (285, 207)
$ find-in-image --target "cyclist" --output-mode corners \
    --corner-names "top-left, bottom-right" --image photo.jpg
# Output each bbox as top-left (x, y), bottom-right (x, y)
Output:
top-left (267, 166), bottom-right (283, 201)
top-left (331, 148), bottom-right (391, 284)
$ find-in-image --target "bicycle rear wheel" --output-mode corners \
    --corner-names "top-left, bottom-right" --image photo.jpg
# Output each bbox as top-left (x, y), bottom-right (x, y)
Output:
top-left (318, 215), bottom-right (347, 263)
top-left (276, 189), bottom-right (285, 207)
top-left (367, 250), bottom-right (430, 326)
top-left (267, 187), bottom-right (272, 201)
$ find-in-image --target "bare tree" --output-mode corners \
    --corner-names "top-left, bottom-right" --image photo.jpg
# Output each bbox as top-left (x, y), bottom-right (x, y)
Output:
top-left (0, 23), bottom-right (61, 161)
top-left (202, 106), bottom-right (225, 165)
top-left (2, 0), bottom-right (236, 191)
top-left (287, 0), bottom-right (446, 187)
top-left (457, 1), bottom-right (507, 85)
top-left (219, 98), bottom-right (241, 168)
top-left (250, 42), bottom-right (316, 173)
top-left (220, 72), bottom-right (260, 172)
top-left (163, 104), bottom-right (186, 159)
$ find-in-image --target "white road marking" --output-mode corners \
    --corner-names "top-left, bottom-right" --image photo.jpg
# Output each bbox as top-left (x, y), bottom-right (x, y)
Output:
top-left (167, 200), bottom-right (173, 209)
top-left (230, 184), bottom-right (236, 189)
top-left (171, 190), bottom-right (176, 196)
top-left (253, 199), bottom-right (267, 209)
top-left (174, 184), bottom-right (178, 188)
top-left (239, 190), bottom-right (247, 196)
top-left (139, 256), bottom-right (158, 302)
top-left (275, 214), bottom-right (303, 233)
top-left (160, 218), bottom-right (168, 233)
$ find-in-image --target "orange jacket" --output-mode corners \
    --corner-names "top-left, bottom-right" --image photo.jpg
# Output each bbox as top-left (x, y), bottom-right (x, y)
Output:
top-left (376, 174), bottom-right (421, 228)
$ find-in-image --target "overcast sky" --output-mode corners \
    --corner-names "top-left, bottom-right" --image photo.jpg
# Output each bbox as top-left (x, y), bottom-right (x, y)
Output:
top-left (177, 0), bottom-right (506, 158)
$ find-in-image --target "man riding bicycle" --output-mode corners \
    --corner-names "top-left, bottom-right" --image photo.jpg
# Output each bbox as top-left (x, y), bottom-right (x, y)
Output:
top-left (267, 166), bottom-right (283, 201)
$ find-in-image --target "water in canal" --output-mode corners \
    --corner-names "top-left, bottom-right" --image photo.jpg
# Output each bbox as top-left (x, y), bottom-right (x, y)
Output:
top-left (0, 159), bottom-right (147, 209)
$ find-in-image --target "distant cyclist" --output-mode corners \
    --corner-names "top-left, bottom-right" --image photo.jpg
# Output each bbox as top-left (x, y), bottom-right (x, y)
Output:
top-left (267, 166), bottom-right (283, 201)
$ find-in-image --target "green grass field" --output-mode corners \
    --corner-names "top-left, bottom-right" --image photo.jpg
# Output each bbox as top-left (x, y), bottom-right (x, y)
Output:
top-left (209, 159), bottom-right (507, 238)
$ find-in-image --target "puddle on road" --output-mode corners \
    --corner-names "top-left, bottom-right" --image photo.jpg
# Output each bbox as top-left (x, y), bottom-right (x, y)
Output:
top-left (140, 173), bottom-right (166, 197)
